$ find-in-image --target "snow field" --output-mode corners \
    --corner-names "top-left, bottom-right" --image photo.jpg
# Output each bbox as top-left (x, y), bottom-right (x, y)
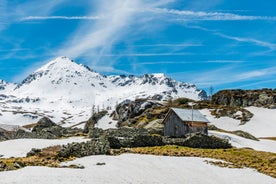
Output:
top-left (0, 154), bottom-right (274, 184)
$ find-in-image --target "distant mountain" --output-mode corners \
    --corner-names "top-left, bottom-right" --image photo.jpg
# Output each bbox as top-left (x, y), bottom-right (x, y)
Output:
top-left (0, 79), bottom-right (15, 92)
top-left (0, 56), bottom-right (206, 127)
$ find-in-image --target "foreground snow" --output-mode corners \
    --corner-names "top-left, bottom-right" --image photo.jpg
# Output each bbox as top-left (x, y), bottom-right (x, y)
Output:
top-left (0, 154), bottom-right (274, 184)
top-left (0, 137), bottom-right (89, 158)
top-left (209, 131), bottom-right (276, 153)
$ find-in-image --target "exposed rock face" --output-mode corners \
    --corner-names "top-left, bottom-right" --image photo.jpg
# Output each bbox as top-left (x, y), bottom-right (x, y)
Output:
top-left (83, 111), bottom-right (108, 133)
top-left (163, 134), bottom-right (231, 149)
top-left (210, 107), bottom-right (254, 125)
top-left (0, 117), bottom-right (83, 141)
top-left (32, 117), bottom-right (57, 133)
top-left (111, 99), bottom-right (165, 127)
top-left (212, 89), bottom-right (276, 108)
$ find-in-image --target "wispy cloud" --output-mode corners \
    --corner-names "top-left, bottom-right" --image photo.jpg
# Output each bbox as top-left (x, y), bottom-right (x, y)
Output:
top-left (99, 52), bottom-right (193, 57)
top-left (170, 65), bottom-right (276, 88)
top-left (13, 0), bottom-right (66, 17)
top-left (135, 43), bottom-right (202, 47)
top-left (236, 67), bottom-right (276, 80)
top-left (153, 8), bottom-right (276, 21)
top-left (0, 48), bottom-right (30, 53)
top-left (214, 33), bottom-right (276, 50)
top-left (0, 0), bottom-right (8, 31)
top-left (186, 25), bottom-right (276, 51)
top-left (118, 60), bottom-right (244, 66)
top-left (21, 16), bottom-right (102, 21)
top-left (56, 0), bottom-right (172, 66)
top-left (57, 0), bottom-right (139, 61)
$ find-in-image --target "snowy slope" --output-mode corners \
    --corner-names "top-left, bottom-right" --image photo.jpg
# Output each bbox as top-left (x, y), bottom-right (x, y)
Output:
top-left (0, 80), bottom-right (16, 93)
top-left (0, 56), bottom-right (206, 127)
top-left (0, 154), bottom-right (274, 184)
top-left (209, 131), bottom-right (276, 153)
top-left (0, 137), bottom-right (89, 158)
top-left (200, 107), bottom-right (276, 138)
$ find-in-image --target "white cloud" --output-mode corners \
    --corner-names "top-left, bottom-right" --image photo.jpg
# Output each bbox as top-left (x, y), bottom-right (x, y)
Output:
top-left (236, 67), bottom-right (276, 80)
top-left (0, 0), bottom-right (8, 31)
top-left (135, 43), bottom-right (202, 47)
top-left (56, 0), bottom-right (172, 67)
top-left (13, 0), bottom-right (66, 17)
top-left (118, 60), bottom-right (244, 66)
top-left (215, 33), bottom-right (276, 50)
top-left (98, 52), bottom-right (193, 57)
top-left (152, 8), bottom-right (276, 21)
top-left (21, 16), bottom-right (102, 21)
top-left (57, 0), bottom-right (139, 61)
top-left (185, 25), bottom-right (276, 51)
top-left (170, 65), bottom-right (276, 88)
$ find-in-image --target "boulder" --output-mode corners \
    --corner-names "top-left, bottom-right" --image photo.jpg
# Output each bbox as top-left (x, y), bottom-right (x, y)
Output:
top-left (58, 138), bottom-right (110, 158)
top-left (111, 99), bottom-right (164, 127)
top-left (32, 117), bottom-right (57, 133)
top-left (163, 134), bottom-right (232, 149)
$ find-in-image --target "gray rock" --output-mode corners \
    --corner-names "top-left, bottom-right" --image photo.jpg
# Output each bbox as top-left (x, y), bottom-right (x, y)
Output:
top-left (32, 117), bottom-right (57, 133)
top-left (163, 134), bottom-right (231, 149)
top-left (83, 111), bottom-right (108, 133)
top-left (58, 138), bottom-right (110, 158)
top-left (212, 89), bottom-right (276, 108)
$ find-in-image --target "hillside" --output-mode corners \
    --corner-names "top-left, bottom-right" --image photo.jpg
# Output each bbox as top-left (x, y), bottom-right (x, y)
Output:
top-left (212, 89), bottom-right (276, 108)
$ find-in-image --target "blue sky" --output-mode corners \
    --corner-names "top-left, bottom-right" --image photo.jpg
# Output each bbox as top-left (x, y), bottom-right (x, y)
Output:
top-left (1, 0), bottom-right (276, 93)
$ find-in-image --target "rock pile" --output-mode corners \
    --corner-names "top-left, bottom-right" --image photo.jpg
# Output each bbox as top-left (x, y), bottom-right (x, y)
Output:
top-left (0, 117), bottom-right (83, 141)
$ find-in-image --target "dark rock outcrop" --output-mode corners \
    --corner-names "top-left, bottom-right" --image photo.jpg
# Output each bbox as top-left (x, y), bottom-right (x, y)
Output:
top-left (32, 117), bottom-right (57, 133)
top-left (83, 111), bottom-right (108, 133)
top-left (210, 107), bottom-right (253, 125)
top-left (0, 117), bottom-right (83, 141)
top-left (163, 134), bottom-right (231, 149)
top-left (111, 99), bottom-right (165, 127)
top-left (58, 138), bottom-right (110, 158)
top-left (212, 89), bottom-right (276, 108)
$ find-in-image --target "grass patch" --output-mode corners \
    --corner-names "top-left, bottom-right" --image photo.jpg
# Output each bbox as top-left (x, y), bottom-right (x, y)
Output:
top-left (0, 146), bottom-right (79, 172)
top-left (127, 145), bottom-right (276, 178)
top-left (22, 123), bottom-right (37, 129)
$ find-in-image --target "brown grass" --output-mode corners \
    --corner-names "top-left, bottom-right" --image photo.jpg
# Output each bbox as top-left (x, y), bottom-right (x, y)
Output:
top-left (22, 123), bottom-right (37, 129)
top-left (0, 146), bottom-right (77, 172)
top-left (259, 137), bottom-right (276, 141)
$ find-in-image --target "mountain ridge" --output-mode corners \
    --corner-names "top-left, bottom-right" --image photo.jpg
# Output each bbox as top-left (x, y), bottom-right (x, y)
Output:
top-left (0, 56), bottom-right (206, 127)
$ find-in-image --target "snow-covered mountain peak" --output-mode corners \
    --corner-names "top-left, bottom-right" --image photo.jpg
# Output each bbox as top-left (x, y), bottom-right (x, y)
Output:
top-left (36, 56), bottom-right (83, 73)
top-left (15, 56), bottom-right (103, 90)
top-left (0, 57), bottom-right (207, 126)
top-left (0, 79), bottom-right (8, 90)
top-left (0, 79), bottom-right (16, 92)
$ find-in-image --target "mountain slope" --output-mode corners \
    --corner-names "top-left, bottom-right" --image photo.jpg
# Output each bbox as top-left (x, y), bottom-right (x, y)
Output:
top-left (0, 80), bottom-right (15, 93)
top-left (0, 56), bottom-right (206, 127)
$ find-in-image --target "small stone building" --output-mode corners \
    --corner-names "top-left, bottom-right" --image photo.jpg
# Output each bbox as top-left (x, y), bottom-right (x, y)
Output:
top-left (163, 108), bottom-right (209, 137)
